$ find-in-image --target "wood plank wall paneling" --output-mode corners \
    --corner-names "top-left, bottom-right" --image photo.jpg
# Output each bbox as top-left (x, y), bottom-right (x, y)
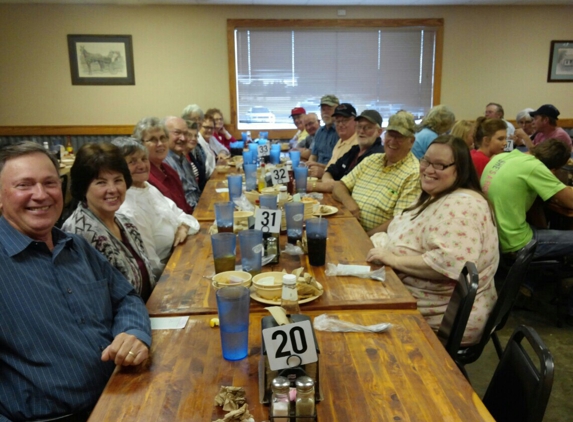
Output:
top-left (1, 119), bottom-right (572, 140)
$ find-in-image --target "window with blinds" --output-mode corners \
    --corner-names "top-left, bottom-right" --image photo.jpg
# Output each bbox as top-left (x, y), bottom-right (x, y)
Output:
top-left (229, 20), bottom-right (443, 131)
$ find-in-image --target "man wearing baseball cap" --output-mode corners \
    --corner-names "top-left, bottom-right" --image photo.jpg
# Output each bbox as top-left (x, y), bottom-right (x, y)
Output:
top-left (308, 110), bottom-right (384, 194)
top-left (309, 94), bottom-right (340, 166)
top-left (333, 111), bottom-right (421, 235)
top-left (529, 104), bottom-right (572, 147)
top-left (325, 103), bottom-right (359, 167)
top-left (288, 107), bottom-right (308, 148)
top-left (309, 103), bottom-right (358, 178)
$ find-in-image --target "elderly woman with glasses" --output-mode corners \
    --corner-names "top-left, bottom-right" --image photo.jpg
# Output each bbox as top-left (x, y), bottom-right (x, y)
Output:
top-left (182, 104), bottom-right (216, 178)
top-left (513, 108), bottom-right (536, 150)
top-left (63, 143), bottom-right (155, 301)
top-left (132, 117), bottom-right (193, 214)
top-left (367, 135), bottom-right (499, 346)
top-left (112, 137), bottom-right (199, 279)
top-left (206, 107), bottom-right (236, 151)
top-left (200, 114), bottom-right (231, 161)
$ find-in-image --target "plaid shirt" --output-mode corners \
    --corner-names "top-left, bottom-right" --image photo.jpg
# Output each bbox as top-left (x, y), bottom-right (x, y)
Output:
top-left (341, 152), bottom-right (421, 232)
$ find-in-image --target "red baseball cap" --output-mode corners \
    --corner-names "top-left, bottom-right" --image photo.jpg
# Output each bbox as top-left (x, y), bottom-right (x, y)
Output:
top-left (289, 107), bottom-right (306, 117)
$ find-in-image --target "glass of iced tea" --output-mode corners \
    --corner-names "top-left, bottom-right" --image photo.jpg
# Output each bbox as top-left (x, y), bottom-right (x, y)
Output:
top-left (211, 233), bottom-right (237, 273)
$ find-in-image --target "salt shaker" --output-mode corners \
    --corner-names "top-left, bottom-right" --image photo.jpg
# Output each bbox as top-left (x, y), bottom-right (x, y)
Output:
top-left (295, 376), bottom-right (315, 421)
top-left (271, 376), bottom-right (291, 422)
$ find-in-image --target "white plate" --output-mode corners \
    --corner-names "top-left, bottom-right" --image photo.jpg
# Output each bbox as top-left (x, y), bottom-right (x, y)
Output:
top-left (312, 205), bottom-right (338, 217)
top-left (250, 291), bottom-right (322, 305)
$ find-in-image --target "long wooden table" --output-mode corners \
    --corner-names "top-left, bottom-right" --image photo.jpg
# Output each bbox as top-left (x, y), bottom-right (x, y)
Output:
top-left (193, 179), bottom-right (355, 221)
top-left (88, 310), bottom-right (493, 421)
top-left (146, 218), bottom-right (416, 316)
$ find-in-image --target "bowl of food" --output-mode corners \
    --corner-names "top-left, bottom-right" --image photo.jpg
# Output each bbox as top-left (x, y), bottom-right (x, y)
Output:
top-left (252, 272), bottom-right (284, 300)
top-left (212, 271), bottom-right (252, 290)
top-left (233, 211), bottom-right (253, 227)
top-left (216, 165), bottom-right (231, 174)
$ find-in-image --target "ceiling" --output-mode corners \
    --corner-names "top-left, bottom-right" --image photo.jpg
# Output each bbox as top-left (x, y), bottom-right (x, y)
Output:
top-left (1, 0), bottom-right (571, 6)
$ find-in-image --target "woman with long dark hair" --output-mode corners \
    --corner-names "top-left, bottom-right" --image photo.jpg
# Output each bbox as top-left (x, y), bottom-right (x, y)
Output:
top-left (367, 135), bottom-right (499, 346)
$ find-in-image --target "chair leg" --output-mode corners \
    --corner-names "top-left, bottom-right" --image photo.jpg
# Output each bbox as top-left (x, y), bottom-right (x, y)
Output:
top-left (491, 333), bottom-right (504, 359)
top-left (456, 361), bottom-right (470, 382)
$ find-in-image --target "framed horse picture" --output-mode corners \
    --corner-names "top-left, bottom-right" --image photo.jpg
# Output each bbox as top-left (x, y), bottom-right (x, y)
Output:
top-left (67, 34), bottom-right (135, 85)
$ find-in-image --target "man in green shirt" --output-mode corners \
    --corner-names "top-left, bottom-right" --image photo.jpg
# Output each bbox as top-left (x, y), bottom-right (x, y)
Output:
top-left (481, 139), bottom-right (573, 259)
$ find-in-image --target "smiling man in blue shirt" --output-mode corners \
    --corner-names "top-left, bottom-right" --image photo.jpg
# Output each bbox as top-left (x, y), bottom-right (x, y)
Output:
top-left (0, 142), bottom-right (151, 422)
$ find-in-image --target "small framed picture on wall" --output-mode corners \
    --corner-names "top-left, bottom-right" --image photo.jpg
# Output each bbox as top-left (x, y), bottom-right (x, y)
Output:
top-left (548, 40), bottom-right (573, 82)
top-left (67, 34), bottom-right (135, 85)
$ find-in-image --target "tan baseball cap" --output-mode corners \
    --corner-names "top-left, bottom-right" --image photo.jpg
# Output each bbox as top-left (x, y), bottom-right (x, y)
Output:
top-left (320, 94), bottom-right (340, 107)
top-left (386, 111), bottom-right (416, 137)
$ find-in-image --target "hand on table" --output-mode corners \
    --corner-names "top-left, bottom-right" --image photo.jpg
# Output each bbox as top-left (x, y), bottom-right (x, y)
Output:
top-left (173, 224), bottom-right (190, 247)
top-left (101, 333), bottom-right (149, 366)
top-left (367, 245), bottom-right (396, 267)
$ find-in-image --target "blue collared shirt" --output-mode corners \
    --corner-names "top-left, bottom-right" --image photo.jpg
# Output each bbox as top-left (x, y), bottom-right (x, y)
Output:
top-left (0, 217), bottom-right (151, 421)
top-left (164, 150), bottom-right (201, 208)
top-left (311, 124), bottom-right (339, 164)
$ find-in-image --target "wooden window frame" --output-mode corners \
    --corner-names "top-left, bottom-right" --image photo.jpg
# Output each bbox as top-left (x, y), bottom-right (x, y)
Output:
top-left (227, 18), bottom-right (444, 139)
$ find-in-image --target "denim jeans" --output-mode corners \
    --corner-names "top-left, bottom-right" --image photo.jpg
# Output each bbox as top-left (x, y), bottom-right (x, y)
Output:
top-left (531, 227), bottom-right (573, 260)
top-left (531, 227), bottom-right (573, 315)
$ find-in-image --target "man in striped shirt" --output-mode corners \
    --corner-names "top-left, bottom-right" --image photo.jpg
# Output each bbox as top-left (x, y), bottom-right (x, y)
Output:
top-left (0, 142), bottom-right (151, 422)
top-left (333, 111), bottom-right (421, 236)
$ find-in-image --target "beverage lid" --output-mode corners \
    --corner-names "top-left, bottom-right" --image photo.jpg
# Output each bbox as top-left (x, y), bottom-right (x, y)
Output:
top-left (283, 274), bottom-right (297, 285)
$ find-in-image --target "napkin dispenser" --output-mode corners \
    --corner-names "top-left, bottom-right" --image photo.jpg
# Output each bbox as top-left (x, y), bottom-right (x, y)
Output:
top-left (258, 314), bottom-right (322, 404)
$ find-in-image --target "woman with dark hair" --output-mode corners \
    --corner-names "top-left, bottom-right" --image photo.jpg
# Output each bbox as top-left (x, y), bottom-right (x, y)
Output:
top-left (62, 143), bottom-right (154, 301)
top-left (470, 117), bottom-right (507, 177)
top-left (367, 135), bottom-right (499, 346)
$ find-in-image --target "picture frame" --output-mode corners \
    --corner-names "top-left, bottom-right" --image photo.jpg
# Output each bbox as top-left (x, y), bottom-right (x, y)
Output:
top-left (67, 34), bottom-right (135, 85)
top-left (547, 40), bottom-right (573, 83)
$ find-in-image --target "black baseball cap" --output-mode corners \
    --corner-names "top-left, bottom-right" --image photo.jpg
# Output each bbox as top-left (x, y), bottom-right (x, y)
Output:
top-left (331, 103), bottom-right (357, 119)
top-left (530, 104), bottom-right (560, 120)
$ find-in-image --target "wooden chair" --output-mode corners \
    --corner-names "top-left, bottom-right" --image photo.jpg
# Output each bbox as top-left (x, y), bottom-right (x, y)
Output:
top-left (456, 239), bottom-right (537, 371)
top-left (437, 262), bottom-right (479, 359)
top-left (482, 325), bottom-right (554, 422)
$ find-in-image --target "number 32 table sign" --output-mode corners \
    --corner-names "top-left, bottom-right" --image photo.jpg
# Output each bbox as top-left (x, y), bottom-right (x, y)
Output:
top-left (262, 320), bottom-right (318, 371)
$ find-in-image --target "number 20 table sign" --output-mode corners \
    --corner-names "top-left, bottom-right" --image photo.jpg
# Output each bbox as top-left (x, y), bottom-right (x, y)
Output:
top-left (262, 320), bottom-right (318, 371)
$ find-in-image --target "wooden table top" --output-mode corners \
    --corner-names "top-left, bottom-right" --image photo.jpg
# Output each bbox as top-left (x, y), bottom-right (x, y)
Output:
top-left (88, 310), bottom-right (493, 422)
top-left (193, 179), bottom-right (354, 222)
top-left (146, 218), bottom-right (416, 316)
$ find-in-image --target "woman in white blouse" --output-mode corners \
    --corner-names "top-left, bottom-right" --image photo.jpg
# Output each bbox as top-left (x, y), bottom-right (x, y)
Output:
top-left (112, 137), bottom-right (200, 279)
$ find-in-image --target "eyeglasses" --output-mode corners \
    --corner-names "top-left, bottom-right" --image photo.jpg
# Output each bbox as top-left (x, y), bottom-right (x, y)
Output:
top-left (334, 117), bottom-right (353, 126)
top-left (144, 135), bottom-right (169, 144)
top-left (357, 124), bottom-right (377, 133)
top-left (213, 117), bottom-right (224, 122)
top-left (420, 157), bottom-right (456, 171)
top-left (202, 125), bottom-right (215, 130)
top-left (168, 130), bottom-right (188, 138)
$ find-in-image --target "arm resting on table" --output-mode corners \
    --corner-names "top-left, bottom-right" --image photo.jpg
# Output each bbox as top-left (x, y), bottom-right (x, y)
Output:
top-left (332, 181), bottom-right (361, 219)
top-left (367, 249), bottom-right (444, 280)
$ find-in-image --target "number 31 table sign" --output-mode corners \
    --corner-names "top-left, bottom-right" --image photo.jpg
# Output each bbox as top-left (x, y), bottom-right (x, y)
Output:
top-left (254, 209), bottom-right (282, 234)
top-left (262, 320), bottom-right (318, 371)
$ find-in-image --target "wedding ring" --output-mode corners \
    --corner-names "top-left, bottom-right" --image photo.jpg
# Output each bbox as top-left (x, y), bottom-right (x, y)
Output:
top-left (128, 350), bottom-right (136, 357)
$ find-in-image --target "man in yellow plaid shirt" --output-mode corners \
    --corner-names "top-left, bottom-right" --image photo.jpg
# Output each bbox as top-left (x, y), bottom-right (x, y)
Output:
top-left (333, 111), bottom-right (421, 235)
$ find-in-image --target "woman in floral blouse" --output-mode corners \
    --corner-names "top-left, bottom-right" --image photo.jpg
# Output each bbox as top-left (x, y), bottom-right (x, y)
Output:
top-left (367, 135), bottom-right (499, 346)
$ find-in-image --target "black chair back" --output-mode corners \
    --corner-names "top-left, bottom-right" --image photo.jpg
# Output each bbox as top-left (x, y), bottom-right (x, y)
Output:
top-left (483, 325), bottom-right (554, 422)
top-left (437, 262), bottom-right (479, 358)
top-left (456, 239), bottom-right (537, 366)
